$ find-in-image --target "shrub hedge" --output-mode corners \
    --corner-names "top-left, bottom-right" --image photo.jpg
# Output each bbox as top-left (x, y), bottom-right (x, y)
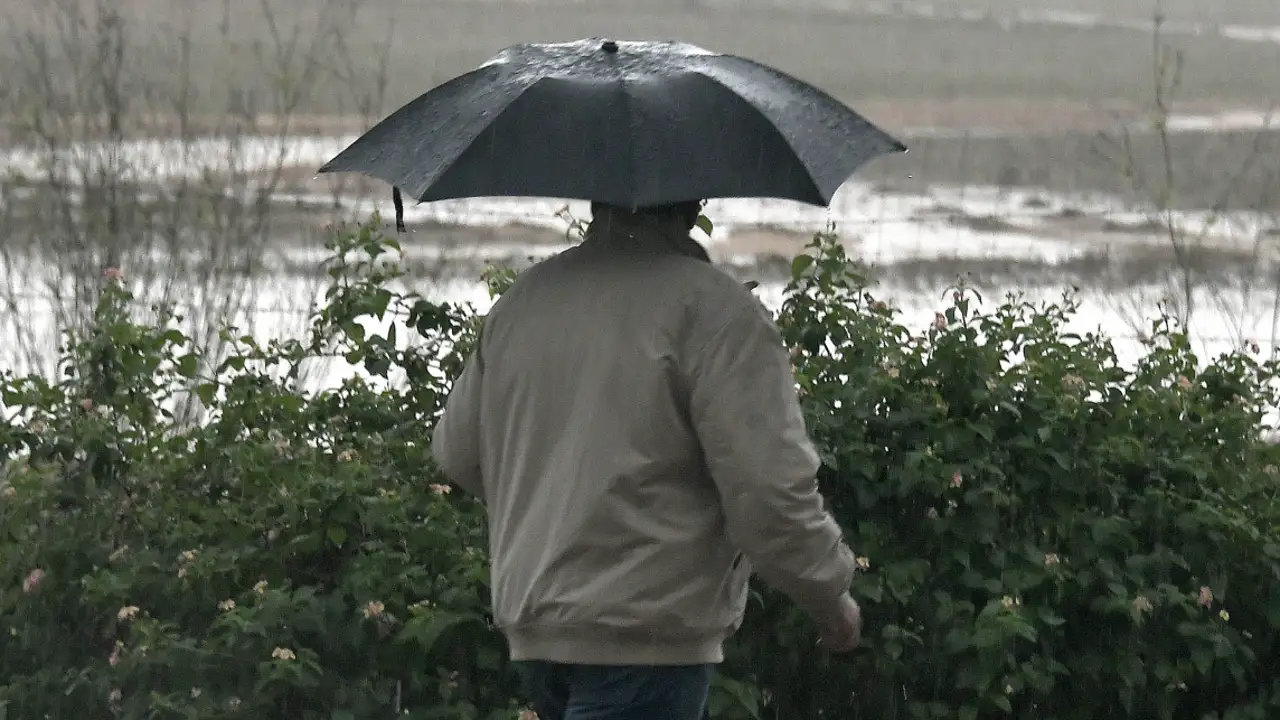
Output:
top-left (2, 222), bottom-right (1278, 720)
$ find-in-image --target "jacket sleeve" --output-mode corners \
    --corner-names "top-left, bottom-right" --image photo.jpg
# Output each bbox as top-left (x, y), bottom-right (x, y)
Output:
top-left (686, 300), bottom-right (857, 619)
top-left (430, 351), bottom-right (484, 497)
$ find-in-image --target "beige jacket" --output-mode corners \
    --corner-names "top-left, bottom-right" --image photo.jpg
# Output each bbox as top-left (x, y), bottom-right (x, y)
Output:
top-left (431, 214), bottom-right (857, 666)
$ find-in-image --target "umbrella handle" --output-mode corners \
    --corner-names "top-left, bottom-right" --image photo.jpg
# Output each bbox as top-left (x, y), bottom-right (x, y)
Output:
top-left (392, 187), bottom-right (406, 234)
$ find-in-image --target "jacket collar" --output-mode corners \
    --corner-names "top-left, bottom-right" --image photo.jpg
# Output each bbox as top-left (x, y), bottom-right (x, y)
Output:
top-left (582, 210), bottom-right (691, 253)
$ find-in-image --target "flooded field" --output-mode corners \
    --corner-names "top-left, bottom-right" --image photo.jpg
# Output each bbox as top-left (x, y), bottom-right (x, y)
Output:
top-left (4, 126), bottom-right (1280, 385)
top-left (2, 0), bottom-right (1279, 385)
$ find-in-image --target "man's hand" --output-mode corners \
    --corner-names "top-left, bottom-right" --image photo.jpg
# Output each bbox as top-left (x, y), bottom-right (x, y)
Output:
top-left (816, 592), bottom-right (862, 652)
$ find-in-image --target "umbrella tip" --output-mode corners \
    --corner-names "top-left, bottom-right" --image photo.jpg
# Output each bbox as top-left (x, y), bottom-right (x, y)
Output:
top-left (601, 39), bottom-right (619, 53)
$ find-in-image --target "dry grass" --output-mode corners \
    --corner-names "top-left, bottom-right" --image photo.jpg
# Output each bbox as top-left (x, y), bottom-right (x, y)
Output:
top-left (2, 0), bottom-right (1277, 118)
top-left (2, 0), bottom-right (1277, 213)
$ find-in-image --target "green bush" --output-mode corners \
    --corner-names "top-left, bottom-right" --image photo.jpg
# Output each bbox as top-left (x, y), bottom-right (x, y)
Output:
top-left (727, 242), bottom-right (1280, 719)
top-left (2, 221), bottom-right (1278, 720)
top-left (1, 224), bottom-right (511, 720)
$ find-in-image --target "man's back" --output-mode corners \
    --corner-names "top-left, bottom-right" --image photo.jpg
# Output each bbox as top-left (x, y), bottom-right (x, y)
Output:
top-left (431, 220), bottom-right (857, 670)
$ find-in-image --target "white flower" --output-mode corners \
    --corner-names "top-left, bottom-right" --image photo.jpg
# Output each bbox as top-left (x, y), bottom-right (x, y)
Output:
top-left (271, 647), bottom-right (296, 661)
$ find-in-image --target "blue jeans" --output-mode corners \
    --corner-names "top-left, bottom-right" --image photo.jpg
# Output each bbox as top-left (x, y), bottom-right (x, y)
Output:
top-left (513, 661), bottom-right (714, 720)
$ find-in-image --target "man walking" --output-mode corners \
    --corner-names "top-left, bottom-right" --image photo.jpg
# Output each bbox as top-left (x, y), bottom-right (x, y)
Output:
top-left (431, 201), bottom-right (862, 720)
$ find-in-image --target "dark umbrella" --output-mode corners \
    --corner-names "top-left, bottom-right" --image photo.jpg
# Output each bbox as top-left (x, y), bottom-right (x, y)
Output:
top-left (319, 38), bottom-right (905, 229)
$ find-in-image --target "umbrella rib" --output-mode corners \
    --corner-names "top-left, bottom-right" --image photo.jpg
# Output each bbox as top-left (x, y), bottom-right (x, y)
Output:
top-left (320, 65), bottom-right (536, 200)
top-left (687, 67), bottom-right (827, 205)
top-left (413, 83), bottom-right (541, 201)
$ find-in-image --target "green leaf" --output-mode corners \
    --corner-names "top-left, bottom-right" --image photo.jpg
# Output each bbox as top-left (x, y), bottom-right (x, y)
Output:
top-left (195, 383), bottom-right (217, 405)
top-left (344, 322), bottom-right (366, 342)
top-left (474, 647), bottom-right (503, 671)
top-left (176, 353), bottom-right (198, 379)
top-left (695, 214), bottom-right (714, 236)
top-left (326, 526), bottom-right (348, 547)
top-left (791, 254), bottom-right (815, 279)
top-left (396, 612), bottom-right (483, 656)
top-left (1191, 646), bottom-right (1213, 675)
top-left (370, 289), bottom-right (394, 318)
top-left (366, 354), bottom-right (392, 378)
top-left (710, 676), bottom-right (760, 720)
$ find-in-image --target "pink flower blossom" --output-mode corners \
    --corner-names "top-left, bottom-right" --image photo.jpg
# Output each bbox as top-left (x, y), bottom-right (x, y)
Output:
top-left (23, 568), bottom-right (45, 593)
top-left (933, 313), bottom-right (947, 330)
top-left (1177, 375), bottom-right (1193, 390)
top-left (1197, 586), bottom-right (1213, 608)
top-left (951, 471), bottom-right (963, 488)
top-left (103, 267), bottom-right (123, 281)
top-left (362, 600), bottom-right (386, 619)
top-left (80, 398), bottom-right (94, 411)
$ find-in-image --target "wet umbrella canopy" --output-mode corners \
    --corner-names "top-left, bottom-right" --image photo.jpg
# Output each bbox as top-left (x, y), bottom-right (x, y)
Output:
top-left (319, 38), bottom-right (905, 218)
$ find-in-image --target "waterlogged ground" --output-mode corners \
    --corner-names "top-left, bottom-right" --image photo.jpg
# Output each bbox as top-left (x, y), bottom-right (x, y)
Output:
top-left (3, 125), bottom-right (1280, 385)
top-left (5, 248), bottom-right (1279, 395)
top-left (3, 109), bottom-right (1275, 187)
top-left (722, 0), bottom-right (1280, 44)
